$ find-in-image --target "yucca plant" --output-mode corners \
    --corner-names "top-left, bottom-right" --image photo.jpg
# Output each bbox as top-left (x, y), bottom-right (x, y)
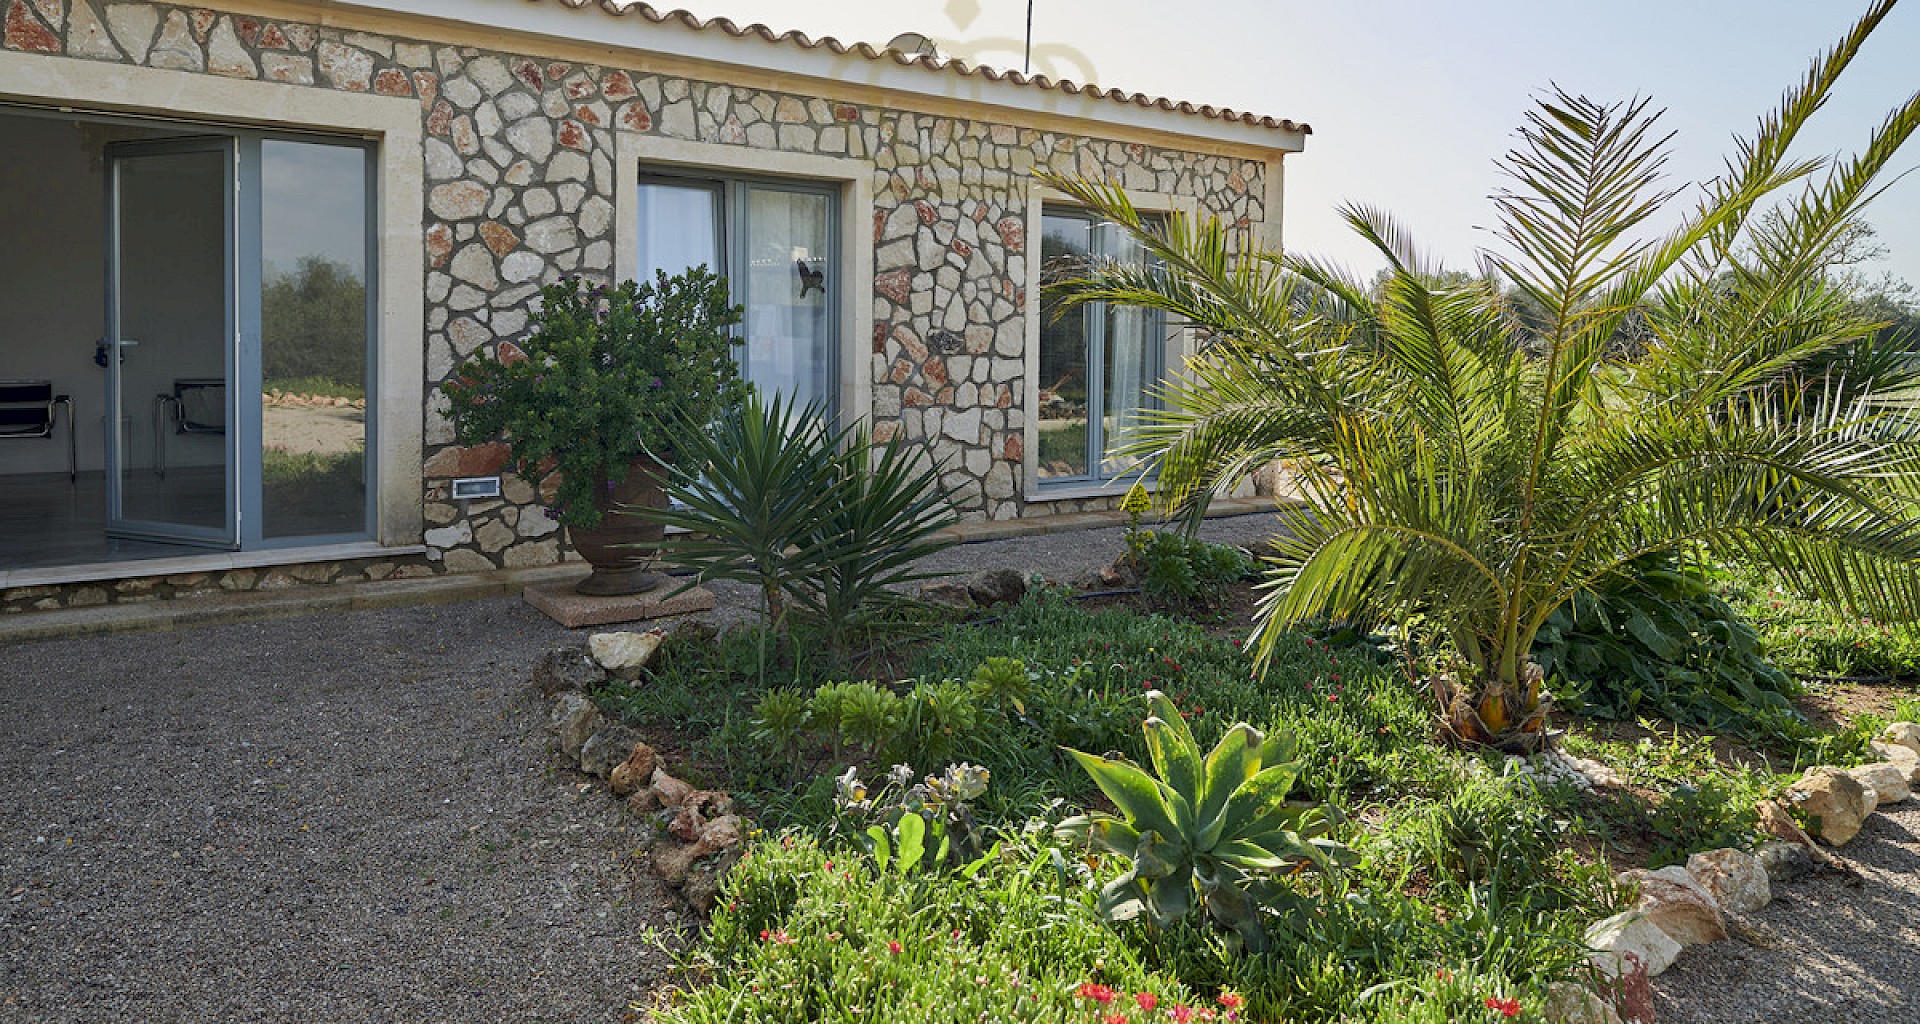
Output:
top-left (638, 392), bottom-right (960, 659)
top-left (1056, 690), bottom-right (1352, 952)
top-left (1047, 1), bottom-right (1920, 751)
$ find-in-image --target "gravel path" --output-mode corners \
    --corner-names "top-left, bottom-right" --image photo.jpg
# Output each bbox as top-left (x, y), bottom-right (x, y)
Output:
top-left (0, 514), bottom-right (1280, 1021)
top-left (0, 599), bottom-right (670, 1024)
top-left (1653, 803), bottom-right (1920, 1023)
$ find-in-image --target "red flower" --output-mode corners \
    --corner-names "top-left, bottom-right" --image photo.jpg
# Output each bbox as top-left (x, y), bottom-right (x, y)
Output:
top-left (1486, 996), bottom-right (1522, 1018)
top-left (1171, 1005), bottom-right (1196, 1023)
top-left (1135, 992), bottom-right (1158, 1011)
top-left (1436, 968), bottom-right (1452, 981)
top-left (759, 929), bottom-right (793, 945)
top-left (886, 940), bottom-right (902, 955)
top-left (1075, 982), bottom-right (1118, 1004)
top-left (1326, 693), bottom-right (1339, 702)
top-left (1103, 1016), bottom-right (1127, 1024)
top-left (1219, 993), bottom-right (1245, 1010)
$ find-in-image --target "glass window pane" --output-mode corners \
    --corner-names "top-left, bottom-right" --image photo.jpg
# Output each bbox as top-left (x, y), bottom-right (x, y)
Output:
top-left (115, 148), bottom-right (229, 531)
top-left (260, 140), bottom-right (369, 538)
top-left (1038, 213), bottom-right (1091, 479)
top-left (743, 187), bottom-right (832, 410)
top-left (638, 181), bottom-right (721, 279)
top-left (1097, 224), bottom-right (1156, 477)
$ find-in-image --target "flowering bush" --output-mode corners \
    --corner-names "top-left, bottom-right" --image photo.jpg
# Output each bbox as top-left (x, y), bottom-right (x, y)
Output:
top-left (439, 269), bottom-right (744, 528)
top-left (836, 762), bottom-right (992, 872)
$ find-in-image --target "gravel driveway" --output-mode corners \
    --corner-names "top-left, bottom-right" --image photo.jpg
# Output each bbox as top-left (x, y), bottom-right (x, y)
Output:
top-left (0, 598), bottom-right (672, 1024)
top-left (1653, 802), bottom-right (1920, 1023)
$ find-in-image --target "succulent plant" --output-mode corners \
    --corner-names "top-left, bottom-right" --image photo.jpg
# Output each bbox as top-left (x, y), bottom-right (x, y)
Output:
top-left (1056, 690), bottom-right (1353, 952)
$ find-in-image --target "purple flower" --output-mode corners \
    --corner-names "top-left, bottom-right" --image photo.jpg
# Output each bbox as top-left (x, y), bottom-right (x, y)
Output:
top-left (649, 378), bottom-right (663, 388)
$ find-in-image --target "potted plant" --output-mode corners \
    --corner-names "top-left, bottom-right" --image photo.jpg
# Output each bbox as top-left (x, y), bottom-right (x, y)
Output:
top-left (440, 268), bottom-right (744, 595)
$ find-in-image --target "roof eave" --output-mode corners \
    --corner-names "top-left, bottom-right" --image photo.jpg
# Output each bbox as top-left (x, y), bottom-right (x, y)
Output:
top-left (327, 0), bottom-right (1309, 155)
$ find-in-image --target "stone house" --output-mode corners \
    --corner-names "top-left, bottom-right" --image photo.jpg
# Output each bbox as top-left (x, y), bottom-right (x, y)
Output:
top-left (0, 0), bottom-right (1307, 611)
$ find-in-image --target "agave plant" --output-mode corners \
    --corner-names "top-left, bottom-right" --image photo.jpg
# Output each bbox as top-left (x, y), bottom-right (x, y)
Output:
top-left (1056, 690), bottom-right (1351, 952)
top-left (1046, 1), bottom-right (1920, 751)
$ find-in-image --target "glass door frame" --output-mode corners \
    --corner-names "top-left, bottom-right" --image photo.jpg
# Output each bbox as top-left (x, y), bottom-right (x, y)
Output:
top-left (638, 170), bottom-right (841, 416)
top-left (103, 135), bottom-right (241, 549)
top-left (239, 134), bottom-right (381, 549)
top-left (101, 125), bottom-right (379, 551)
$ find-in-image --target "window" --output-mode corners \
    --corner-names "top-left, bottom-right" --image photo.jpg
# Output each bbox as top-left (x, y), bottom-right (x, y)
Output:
top-left (637, 174), bottom-right (837, 411)
top-left (1037, 208), bottom-right (1165, 483)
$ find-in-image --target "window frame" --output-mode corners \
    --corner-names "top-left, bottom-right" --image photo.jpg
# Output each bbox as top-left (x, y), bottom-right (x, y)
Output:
top-left (617, 136), bottom-right (873, 428)
top-left (1023, 186), bottom-right (1196, 501)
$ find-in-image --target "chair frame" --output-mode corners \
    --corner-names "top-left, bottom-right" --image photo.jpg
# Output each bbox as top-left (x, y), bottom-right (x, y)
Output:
top-left (0, 379), bottom-right (76, 480)
top-left (152, 377), bottom-right (226, 478)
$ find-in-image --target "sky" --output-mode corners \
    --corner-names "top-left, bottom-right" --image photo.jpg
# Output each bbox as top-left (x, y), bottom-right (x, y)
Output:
top-left (669, 0), bottom-right (1920, 291)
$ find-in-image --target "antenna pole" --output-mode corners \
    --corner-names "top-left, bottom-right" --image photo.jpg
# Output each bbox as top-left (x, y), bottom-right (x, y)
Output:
top-left (1024, 0), bottom-right (1033, 74)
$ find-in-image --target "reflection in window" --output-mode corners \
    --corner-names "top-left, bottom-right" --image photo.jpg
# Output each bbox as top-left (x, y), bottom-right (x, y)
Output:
top-left (260, 140), bottom-right (369, 538)
top-left (1037, 209), bottom-right (1164, 482)
top-left (637, 176), bottom-right (837, 412)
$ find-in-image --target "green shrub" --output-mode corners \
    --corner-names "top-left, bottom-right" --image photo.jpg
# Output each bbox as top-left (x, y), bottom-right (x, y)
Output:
top-left (441, 270), bottom-right (744, 529)
top-left (1125, 529), bottom-right (1258, 606)
top-left (1532, 557), bottom-right (1808, 743)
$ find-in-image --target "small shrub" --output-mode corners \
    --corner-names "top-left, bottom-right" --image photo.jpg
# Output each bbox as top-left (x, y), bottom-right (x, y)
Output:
top-left (644, 392), bottom-right (959, 655)
top-left (1532, 557), bottom-right (1807, 744)
top-left (1126, 529), bottom-right (1258, 606)
top-left (835, 763), bottom-right (993, 873)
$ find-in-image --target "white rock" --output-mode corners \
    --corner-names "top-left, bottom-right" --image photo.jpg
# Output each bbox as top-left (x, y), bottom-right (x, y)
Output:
top-left (1867, 741), bottom-right (1920, 785)
top-left (1879, 722), bottom-right (1920, 758)
top-left (589, 630), bottom-right (665, 677)
top-left (1585, 909), bottom-right (1683, 979)
top-left (1685, 848), bottom-right (1771, 914)
top-left (1545, 982), bottom-right (1623, 1024)
top-left (1849, 762), bottom-right (1911, 805)
top-left (1786, 766), bottom-right (1875, 846)
top-left (1617, 865), bottom-right (1727, 946)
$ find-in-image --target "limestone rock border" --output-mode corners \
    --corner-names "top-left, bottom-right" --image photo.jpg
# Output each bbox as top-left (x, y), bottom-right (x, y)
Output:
top-left (538, 631), bottom-right (747, 912)
top-left (1554, 721), bottom-right (1920, 1024)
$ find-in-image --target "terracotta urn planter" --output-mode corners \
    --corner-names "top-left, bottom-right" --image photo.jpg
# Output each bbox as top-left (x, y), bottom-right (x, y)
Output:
top-left (567, 454), bottom-right (669, 596)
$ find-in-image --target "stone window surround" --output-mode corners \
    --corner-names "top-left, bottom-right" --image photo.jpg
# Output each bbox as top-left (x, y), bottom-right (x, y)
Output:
top-left (613, 135), bottom-right (876, 426)
top-left (0, 50), bottom-right (427, 553)
top-left (1021, 184), bottom-right (1198, 503)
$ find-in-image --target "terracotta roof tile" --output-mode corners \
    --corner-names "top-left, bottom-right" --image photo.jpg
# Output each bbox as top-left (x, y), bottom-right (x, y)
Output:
top-left (528, 0), bottom-right (1311, 135)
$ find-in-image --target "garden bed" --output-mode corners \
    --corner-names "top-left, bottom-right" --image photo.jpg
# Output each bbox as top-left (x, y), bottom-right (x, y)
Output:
top-left (537, 554), bottom-right (1920, 1023)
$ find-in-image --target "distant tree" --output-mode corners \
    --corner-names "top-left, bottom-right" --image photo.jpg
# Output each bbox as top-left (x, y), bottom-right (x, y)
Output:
top-left (262, 257), bottom-right (367, 392)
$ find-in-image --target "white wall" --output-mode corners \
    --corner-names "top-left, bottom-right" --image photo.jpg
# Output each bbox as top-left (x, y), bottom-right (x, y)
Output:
top-left (0, 113), bottom-right (225, 476)
top-left (0, 115), bottom-right (108, 474)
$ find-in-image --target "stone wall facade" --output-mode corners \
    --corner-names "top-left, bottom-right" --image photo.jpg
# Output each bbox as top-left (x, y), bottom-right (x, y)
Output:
top-left (2, 0), bottom-right (1276, 585)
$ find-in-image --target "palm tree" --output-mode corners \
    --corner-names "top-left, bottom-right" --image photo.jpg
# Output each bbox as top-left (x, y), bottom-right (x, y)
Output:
top-left (1046, 0), bottom-right (1920, 751)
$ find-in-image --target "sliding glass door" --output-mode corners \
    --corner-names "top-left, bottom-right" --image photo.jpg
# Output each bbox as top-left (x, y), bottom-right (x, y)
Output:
top-left (638, 174), bottom-right (838, 411)
top-left (104, 138), bottom-right (239, 547)
top-left (101, 131), bottom-right (374, 552)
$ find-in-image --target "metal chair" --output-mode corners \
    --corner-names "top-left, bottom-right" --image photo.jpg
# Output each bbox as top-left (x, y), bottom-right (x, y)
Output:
top-left (0, 379), bottom-right (75, 479)
top-left (153, 378), bottom-right (224, 477)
